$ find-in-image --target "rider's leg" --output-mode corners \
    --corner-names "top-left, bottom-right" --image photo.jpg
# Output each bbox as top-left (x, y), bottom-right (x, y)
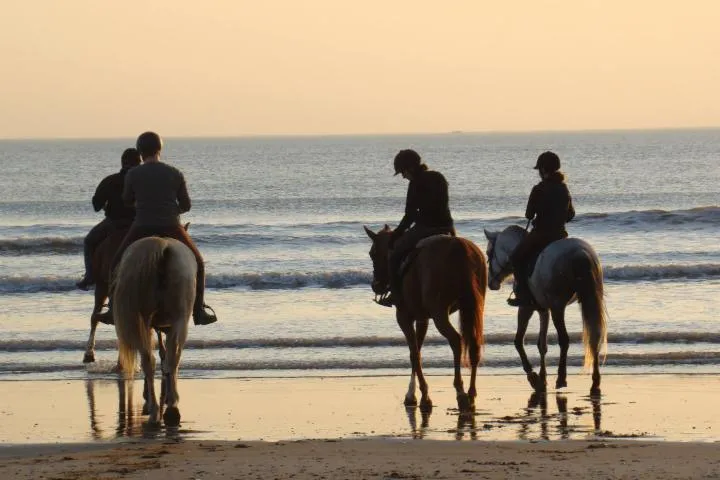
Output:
top-left (78, 218), bottom-right (114, 289)
top-left (508, 234), bottom-right (538, 307)
top-left (166, 225), bottom-right (216, 325)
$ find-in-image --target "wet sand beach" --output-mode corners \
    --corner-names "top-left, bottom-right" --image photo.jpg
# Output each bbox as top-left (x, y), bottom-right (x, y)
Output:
top-left (1, 374), bottom-right (720, 478)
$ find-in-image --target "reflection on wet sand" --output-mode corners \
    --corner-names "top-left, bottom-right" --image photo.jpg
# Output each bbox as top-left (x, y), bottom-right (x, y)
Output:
top-left (85, 378), bottom-right (185, 440)
top-left (411, 391), bottom-right (604, 441)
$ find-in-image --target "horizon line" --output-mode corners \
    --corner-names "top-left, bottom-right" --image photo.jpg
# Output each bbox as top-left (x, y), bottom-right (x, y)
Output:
top-left (1, 125), bottom-right (719, 141)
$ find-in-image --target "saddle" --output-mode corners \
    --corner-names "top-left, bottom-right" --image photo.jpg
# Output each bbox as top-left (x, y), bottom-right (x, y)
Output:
top-left (398, 234), bottom-right (451, 278)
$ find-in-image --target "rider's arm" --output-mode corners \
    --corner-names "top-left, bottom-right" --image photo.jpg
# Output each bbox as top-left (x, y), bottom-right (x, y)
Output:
top-left (177, 175), bottom-right (191, 214)
top-left (91, 178), bottom-right (108, 212)
top-left (393, 181), bottom-right (418, 239)
top-left (567, 191), bottom-right (576, 222)
top-left (525, 185), bottom-right (539, 220)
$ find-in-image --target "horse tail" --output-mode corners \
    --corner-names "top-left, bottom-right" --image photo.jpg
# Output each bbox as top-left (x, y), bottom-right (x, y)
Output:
top-left (114, 238), bottom-right (168, 378)
top-left (573, 253), bottom-right (608, 370)
top-left (456, 240), bottom-right (486, 367)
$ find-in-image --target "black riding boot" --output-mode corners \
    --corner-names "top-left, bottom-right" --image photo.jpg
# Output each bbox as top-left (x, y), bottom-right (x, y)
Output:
top-left (507, 275), bottom-right (536, 308)
top-left (377, 254), bottom-right (403, 308)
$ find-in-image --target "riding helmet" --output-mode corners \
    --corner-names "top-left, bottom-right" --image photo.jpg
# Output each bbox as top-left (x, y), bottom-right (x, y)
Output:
top-left (534, 151), bottom-right (561, 172)
top-left (393, 149), bottom-right (422, 175)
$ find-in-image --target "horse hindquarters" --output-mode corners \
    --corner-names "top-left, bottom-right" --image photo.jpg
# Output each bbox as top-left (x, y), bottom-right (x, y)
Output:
top-left (114, 239), bottom-right (168, 423)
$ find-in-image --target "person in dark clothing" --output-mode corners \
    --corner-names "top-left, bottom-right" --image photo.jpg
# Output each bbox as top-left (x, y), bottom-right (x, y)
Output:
top-left (95, 131), bottom-right (217, 326)
top-left (76, 148), bottom-right (141, 290)
top-left (508, 151), bottom-right (575, 307)
top-left (377, 149), bottom-right (456, 308)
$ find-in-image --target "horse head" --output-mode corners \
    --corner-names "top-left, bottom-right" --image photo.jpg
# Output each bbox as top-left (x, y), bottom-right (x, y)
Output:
top-left (363, 224), bottom-right (393, 295)
top-left (484, 225), bottom-right (527, 290)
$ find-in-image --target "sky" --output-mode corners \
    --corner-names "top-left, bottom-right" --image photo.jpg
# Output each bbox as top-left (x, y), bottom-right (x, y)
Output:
top-left (1, 1), bottom-right (719, 138)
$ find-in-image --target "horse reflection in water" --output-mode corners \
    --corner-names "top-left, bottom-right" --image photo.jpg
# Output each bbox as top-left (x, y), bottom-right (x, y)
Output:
top-left (515, 392), bottom-right (602, 441)
top-left (114, 237), bottom-right (196, 427)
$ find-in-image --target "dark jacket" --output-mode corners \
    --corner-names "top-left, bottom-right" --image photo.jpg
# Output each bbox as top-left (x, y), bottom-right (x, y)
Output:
top-left (394, 169), bottom-right (454, 239)
top-left (525, 171), bottom-right (575, 232)
top-left (92, 168), bottom-right (135, 222)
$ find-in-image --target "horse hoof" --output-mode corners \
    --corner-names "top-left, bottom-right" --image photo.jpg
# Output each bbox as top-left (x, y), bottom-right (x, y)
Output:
top-left (456, 394), bottom-right (474, 413)
top-left (420, 398), bottom-right (433, 412)
top-left (404, 396), bottom-right (418, 407)
top-left (82, 353), bottom-right (95, 364)
top-left (163, 407), bottom-right (181, 427)
top-left (590, 387), bottom-right (601, 397)
top-left (556, 379), bottom-right (568, 389)
top-left (527, 372), bottom-right (543, 391)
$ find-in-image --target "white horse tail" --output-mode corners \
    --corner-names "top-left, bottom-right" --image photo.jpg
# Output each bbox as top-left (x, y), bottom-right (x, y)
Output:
top-left (455, 239), bottom-right (487, 367)
top-left (573, 253), bottom-right (608, 369)
top-left (114, 238), bottom-right (169, 379)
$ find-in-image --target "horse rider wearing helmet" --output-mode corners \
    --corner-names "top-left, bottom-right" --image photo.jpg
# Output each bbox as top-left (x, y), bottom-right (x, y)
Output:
top-left (377, 149), bottom-right (456, 307)
top-left (508, 151), bottom-right (576, 307)
top-left (96, 131), bottom-right (218, 326)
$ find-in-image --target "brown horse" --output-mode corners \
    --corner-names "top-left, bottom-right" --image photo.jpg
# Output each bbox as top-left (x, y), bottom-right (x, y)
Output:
top-left (83, 227), bottom-right (129, 363)
top-left (364, 225), bottom-right (487, 413)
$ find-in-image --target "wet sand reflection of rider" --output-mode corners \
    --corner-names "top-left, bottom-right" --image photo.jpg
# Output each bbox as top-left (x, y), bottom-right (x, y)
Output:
top-left (378, 149), bottom-right (456, 307)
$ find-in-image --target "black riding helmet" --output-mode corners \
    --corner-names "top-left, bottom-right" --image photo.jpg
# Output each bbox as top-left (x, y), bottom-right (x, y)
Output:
top-left (393, 149), bottom-right (422, 175)
top-left (534, 151), bottom-right (561, 172)
top-left (136, 131), bottom-right (163, 158)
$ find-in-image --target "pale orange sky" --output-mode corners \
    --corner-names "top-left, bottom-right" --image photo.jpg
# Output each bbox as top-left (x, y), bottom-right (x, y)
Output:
top-left (1, 1), bottom-right (719, 138)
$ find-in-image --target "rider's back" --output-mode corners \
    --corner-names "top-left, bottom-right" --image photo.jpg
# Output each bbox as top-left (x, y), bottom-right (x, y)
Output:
top-left (409, 170), bottom-right (453, 228)
top-left (526, 171), bottom-right (574, 232)
top-left (93, 170), bottom-right (135, 222)
top-left (124, 162), bottom-right (189, 227)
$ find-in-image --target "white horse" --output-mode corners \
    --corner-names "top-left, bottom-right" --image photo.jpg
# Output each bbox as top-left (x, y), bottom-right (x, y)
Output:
top-left (113, 236), bottom-right (196, 426)
top-left (484, 226), bottom-right (607, 395)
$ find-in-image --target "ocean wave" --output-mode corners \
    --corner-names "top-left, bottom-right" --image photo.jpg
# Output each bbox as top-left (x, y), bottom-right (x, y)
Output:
top-left (2, 332), bottom-right (720, 353)
top-left (3, 351), bottom-right (720, 374)
top-left (1, 263), bottom-right (718, 294)
top-left (1, 206), bottom-right (717, 256)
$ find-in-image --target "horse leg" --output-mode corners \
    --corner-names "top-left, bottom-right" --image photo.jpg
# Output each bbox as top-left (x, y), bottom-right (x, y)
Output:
top-left (432, 311), bottom-right (469, 412)
top-left (536, 309), bottom-right (550, 391)
top-left (404, 318), bottom-right (429, 407)
top-left (397, 309), bottom-right (430, 409)
top-left (83, 287), bottom-right (106, 363)
top-left (550, 306), bottom-right (570, 389)
top-left (162, 331), bottom-right (183, 427)
top-left (515, 306), bottom-right (540, 390)
top-left (140, 350), bottom-right (160, 425)
top-left (156, 330), bottom-right (167, 405)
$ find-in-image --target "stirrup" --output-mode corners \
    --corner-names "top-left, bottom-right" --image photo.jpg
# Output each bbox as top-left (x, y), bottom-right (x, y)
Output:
top-left (506, 293), bottom-right (536, 308)
top-left (193, 304), bottom-right (218, 325)
top-left (76, 276), bottom-right (94, 291)
top-left (373, 293), bottom-right (395, 308)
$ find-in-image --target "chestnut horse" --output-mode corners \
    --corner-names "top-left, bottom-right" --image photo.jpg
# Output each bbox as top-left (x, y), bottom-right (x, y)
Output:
top-left (364, 225), bottom-right (486, 412)
top-left (484, 225), bottom-right (607, 395)
top-left (114, 236), bottom-right (196, 426)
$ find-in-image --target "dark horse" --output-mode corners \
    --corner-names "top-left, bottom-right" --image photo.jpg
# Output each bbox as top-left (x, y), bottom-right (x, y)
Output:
top-left (364, 225), bottom-right (487, 412)
top-left (83, 227), bottom-right (129, 363)
top-left (484, 226), bottom-right (608, 395)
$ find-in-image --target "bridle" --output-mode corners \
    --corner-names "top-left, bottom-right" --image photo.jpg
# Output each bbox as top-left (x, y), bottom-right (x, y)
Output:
top-left (487, 236), bottom-right (513, 287)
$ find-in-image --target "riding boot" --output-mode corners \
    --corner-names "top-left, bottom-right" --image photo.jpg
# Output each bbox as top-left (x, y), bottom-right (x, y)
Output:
top-left (507, 275), bottom-right (536, 308)
top-left (377, 257), bottom-right (402, 308)
top-left (193, 305), bottom-right (217, 325)
top-left (76, 249), bottom-right (94, 291)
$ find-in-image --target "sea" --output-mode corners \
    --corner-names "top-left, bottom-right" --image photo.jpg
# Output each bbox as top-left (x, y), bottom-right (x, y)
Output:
top-left (0, 130), bottom-right (718, 382)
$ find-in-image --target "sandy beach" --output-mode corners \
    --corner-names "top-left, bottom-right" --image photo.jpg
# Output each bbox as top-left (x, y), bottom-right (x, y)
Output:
top-left (1, 373), bottom-right (720, 478)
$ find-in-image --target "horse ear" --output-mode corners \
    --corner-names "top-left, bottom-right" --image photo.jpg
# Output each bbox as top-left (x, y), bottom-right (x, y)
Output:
top-left (184, 222), bottom-right (191, 232)
top-left (383, 224), bottom-right (391, 232)
top-left (363, 225), bottom-right (377, 241)
top-left (484, 229), bottom-right (497, 241)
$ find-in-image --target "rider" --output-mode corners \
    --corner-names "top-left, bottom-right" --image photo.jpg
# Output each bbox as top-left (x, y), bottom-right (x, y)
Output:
top-left (96, 131), bottom-right (218, 326)
top-left (508, 151), bottom-right (575, 307)
top-left (76, 148), bottom-right (141, 290)
top-left (377, 149), bottom-right (456, 308)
